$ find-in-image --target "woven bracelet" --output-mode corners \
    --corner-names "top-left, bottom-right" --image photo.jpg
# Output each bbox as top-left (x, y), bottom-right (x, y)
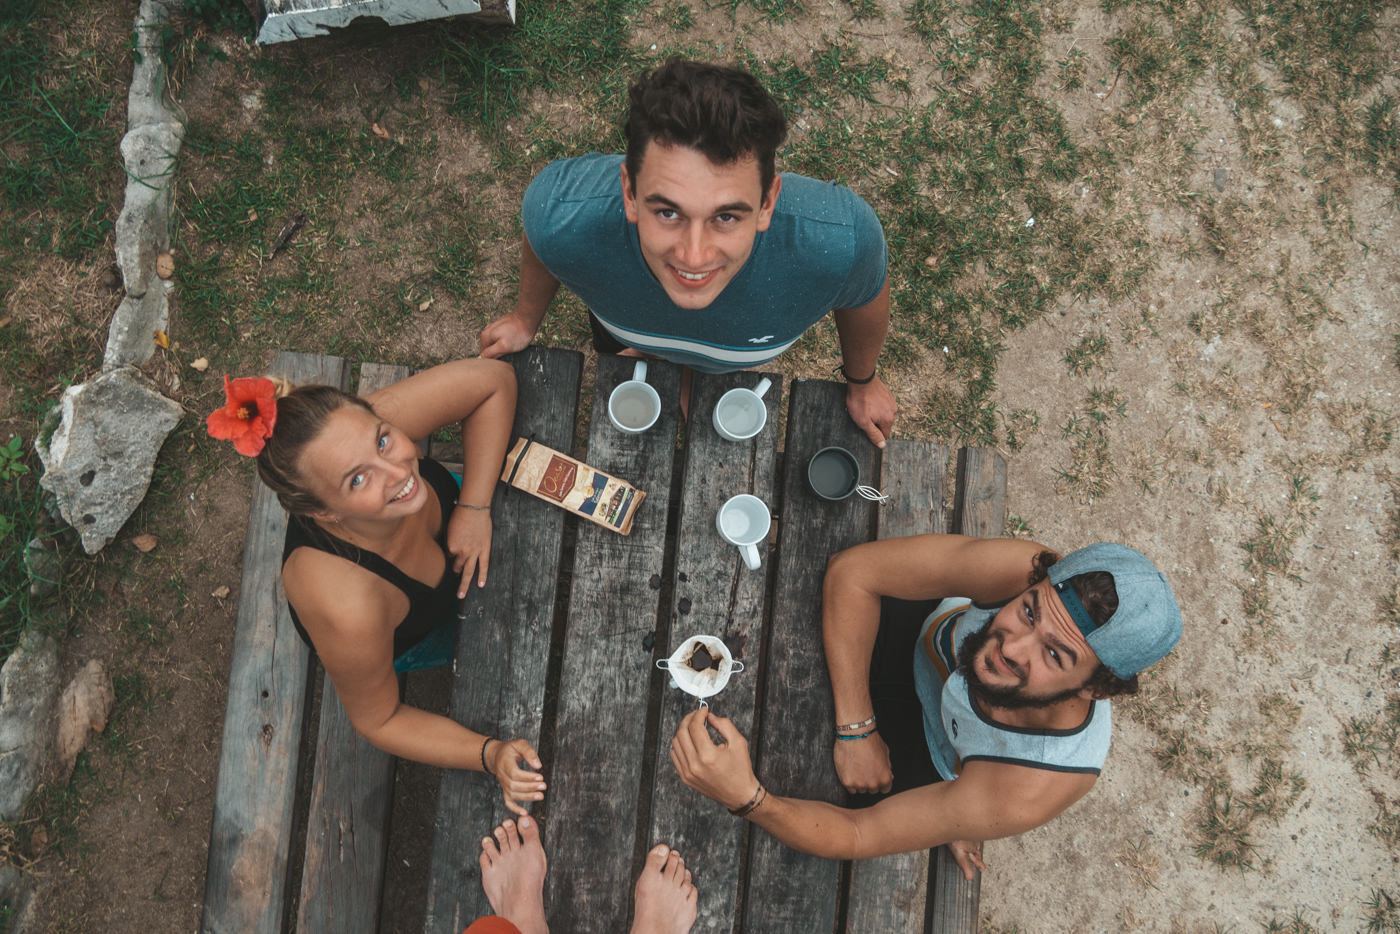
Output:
top-left (836, 715), bottom-right (876, 733)
top-left (728, 784), bottom-right (767, 818)
top-left (835, 730), bottom-right (876, 741)
top-left (455, 500), bottom-right (490, 511)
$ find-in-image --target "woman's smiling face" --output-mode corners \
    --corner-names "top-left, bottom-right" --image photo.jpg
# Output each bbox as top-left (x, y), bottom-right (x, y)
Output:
top-left (298, 404), bottom-right (427, 521)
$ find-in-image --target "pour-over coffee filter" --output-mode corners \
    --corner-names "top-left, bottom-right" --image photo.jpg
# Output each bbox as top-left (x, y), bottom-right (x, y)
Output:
top-left (656, 633), bottom-right (745, 700)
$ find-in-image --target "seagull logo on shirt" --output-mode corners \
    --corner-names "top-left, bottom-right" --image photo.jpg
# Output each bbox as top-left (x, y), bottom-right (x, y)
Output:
top-left (748, 335), bottom-right (775, 344)
top-left (951, 718), bottom-right (959, 738)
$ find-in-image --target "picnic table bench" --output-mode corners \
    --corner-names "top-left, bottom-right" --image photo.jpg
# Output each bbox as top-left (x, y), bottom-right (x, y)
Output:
top-left (202, 346), bottom-right (1005, 934)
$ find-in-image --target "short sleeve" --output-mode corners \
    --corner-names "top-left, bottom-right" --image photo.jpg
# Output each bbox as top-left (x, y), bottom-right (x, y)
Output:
top-left (520, 159), bottom-right (564, 260)
top-left (830, 192), bottom-right (887, 310)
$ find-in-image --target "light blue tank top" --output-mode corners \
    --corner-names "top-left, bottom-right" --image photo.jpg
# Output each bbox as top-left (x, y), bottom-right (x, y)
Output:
top-left (912, 598), bottom-right (1111, 781)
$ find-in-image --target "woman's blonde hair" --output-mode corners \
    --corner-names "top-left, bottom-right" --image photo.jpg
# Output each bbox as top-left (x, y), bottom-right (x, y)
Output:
top-left (255, 379), bottom-right (374, 516)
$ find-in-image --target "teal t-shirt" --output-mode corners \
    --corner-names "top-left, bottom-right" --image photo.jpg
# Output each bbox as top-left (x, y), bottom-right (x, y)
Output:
top-left (912, 598), bottom-right (1112, 781)
top-left (521, 153), bottom-right (887, 373)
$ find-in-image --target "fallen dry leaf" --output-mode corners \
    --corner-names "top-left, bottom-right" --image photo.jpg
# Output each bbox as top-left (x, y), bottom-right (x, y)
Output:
top-left (29, 827), bottom-right (48, 858)
top-left (212, 585), bottom-right (231, 600)
top-left (191, 357), bottom-right (210, 371)
top-left (153, 330), bottom-right (170, 350)
top-left (155, 252), bottom-right (175, 278)
top-left (418, 299), bottom-right (433, 311)
top-left (371, 122), bottom-right (390, 139)
top-left (132, 533), bottom-right (157, 553)
top-left (247, 207), bottom-right (258, 222)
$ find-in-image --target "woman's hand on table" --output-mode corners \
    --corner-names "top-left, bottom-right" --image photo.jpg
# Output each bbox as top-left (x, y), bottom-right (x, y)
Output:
top-left (669, 709), bottom-right (759, 811)
top-left (487, 737), bottom-right (546, 816)
top-left (448, 506), bottom-right (492, 596)
top-left (947, 838), bottom-right (985, 881)
top-left (833, 730), bottom-right (893, 795)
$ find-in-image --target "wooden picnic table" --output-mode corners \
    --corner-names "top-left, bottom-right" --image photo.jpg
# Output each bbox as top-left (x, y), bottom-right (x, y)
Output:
top-left (202, 347), bottom-right (1002, 934)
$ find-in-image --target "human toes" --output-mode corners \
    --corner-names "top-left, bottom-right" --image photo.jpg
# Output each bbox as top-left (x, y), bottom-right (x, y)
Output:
top-left (644, 843), bottom-right (671, 875)
top-left (494, 819), bottom-right (519, 853)
top-left (663, 851), bottom-right (685, 883)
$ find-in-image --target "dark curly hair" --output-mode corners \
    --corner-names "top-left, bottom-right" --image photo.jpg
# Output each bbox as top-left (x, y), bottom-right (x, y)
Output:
top-left (1029, 550), bottom-right (1139, 699)
top-left (624, 59), bottom-right (788, 199)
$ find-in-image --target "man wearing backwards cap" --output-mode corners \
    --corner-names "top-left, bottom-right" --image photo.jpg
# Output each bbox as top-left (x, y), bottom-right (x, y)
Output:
top-left (669, 534), bottom-right (1182, 877)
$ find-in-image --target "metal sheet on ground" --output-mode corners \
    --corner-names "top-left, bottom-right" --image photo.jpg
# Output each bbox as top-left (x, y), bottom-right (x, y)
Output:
top-left (202, 351), bottom-right (350, 934)
top-left (424, 348), bottom-right (583, 933)
top-left (743, 379), bottom-right (877, 934)
top-left (646, 370), bottom-right (781, 934)
top-left (543, 355), bottom-right (683, 933)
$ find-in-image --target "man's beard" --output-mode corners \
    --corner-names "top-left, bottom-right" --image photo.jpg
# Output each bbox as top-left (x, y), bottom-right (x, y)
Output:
top-left (957, 621), bottom-right (1086, 711)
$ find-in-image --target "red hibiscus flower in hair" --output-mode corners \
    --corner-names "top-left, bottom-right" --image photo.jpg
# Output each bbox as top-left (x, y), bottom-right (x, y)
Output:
top-left (207, 375), bottom-right (278, 456)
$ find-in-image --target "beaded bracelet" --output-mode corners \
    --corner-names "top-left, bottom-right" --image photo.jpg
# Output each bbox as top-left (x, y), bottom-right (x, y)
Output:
top-left (728, 783), bottom-right (767, 818)
top-left (835, 730), bottom-right (876, 741)
top-left (836, 715), bottom-right (876, 733)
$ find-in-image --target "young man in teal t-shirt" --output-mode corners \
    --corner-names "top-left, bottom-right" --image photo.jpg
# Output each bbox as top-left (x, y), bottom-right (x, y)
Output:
top-left (478, 59), bottom-right (897, 448)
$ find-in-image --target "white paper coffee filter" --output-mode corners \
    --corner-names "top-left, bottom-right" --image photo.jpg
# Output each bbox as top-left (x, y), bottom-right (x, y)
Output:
top-left (656, 633), bottom-right (744, 700)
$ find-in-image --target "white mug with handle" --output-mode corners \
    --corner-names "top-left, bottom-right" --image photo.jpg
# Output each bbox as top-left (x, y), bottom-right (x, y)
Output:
top-left (716, 494), bottom-right (771, 570)
top-left (607, 360), bottom-right (661, 433)
top-left (713, 377), bottom-right (772, 441)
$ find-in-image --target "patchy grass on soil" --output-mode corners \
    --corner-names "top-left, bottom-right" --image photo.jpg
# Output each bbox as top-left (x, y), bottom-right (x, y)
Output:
top-left (2, 0), bottom-right (1399, 931)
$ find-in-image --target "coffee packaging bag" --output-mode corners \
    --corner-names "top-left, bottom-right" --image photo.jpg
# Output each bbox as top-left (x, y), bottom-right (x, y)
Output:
top-left (500, 437), bottom-right (645, 535)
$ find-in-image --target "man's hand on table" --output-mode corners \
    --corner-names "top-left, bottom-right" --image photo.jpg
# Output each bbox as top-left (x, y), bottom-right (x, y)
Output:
top-left (669, 709), bottom-right (759, 810)
top-left (478, 312), bottom-right (536, 360)
top-left (845, 375), bottom-right (897, 448)
top-left (833, 731), bottom-right (893, 795)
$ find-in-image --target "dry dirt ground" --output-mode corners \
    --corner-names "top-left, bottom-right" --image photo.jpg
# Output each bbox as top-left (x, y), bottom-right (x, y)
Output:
top-left (8, 0), bottom-right (1400, 932)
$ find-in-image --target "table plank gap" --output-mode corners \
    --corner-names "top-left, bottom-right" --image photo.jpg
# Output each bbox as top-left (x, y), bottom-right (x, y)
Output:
top-left (926, 446), bottom-right (1006, 934)
top-left (743, 378), bottom-right (877, 934)
top-left (543, 355), bottom-right (683, 934)
top-left (842, 440), bottom-right (950, 934)
top-left (294, 361), bottom-right (410, 934)
top-left (202, 351), bottom-right (350, 934)
top-left (424, 347), bottom-right (584, 932)
top-left (647, 370), bottom-right (782, 934)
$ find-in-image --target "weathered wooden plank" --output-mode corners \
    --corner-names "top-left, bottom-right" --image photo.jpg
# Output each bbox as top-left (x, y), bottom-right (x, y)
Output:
top-left (646, 371), bottom-right (781, 934)
top-left (844, 439), bottom-right (950, 934)
top-left (202, 351), bottom-right (350, 934)
top-left (424, 347), bottom-right (584, 933)
top-left (543, 354), bottom-right (683, 933)
top-left (293, 362), bottom-right (410, 934)
top-left (743, 379), bottom-right (877, 934)
top-left (927, 446), bottom-right (1005, 934)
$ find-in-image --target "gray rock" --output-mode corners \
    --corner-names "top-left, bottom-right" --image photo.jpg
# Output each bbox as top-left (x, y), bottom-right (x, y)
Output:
top-left (0, 631), bottom-right (61, 821)
top-left (1213, 167), bottom-right (1228, 192)
top-left (23, 538), bottom-right (60, 601)
top-left (102, 280), bottom-right (170, 371)
top-left (34, 367), bottom-right (183, 554)
top-left (128, 0), bottom-right (188, 131)
top-left (113, 122), bottom-right (181, 308)
top-left (0, 863), bottom-right (19, 904)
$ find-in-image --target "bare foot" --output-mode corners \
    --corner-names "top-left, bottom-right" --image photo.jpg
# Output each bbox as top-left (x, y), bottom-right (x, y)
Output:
top-left (629, 844), bottom-right (698, 934)
top-left (478, 816), bottom-right (549, 934)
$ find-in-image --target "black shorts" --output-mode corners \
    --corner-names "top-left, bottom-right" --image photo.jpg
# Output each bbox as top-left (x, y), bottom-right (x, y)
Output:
top-left (588, 312), bottom-right (627, 355)
top-left (850, 597), bottom-right (942, 806)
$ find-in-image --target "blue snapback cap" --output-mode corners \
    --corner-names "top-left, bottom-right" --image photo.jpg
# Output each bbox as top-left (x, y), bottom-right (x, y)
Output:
top-left (1048, 543), bottom-right (1182, 678)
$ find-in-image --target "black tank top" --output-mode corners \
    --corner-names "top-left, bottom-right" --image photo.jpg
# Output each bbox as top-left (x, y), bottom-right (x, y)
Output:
top-left (282, 458), bottom-right (461, 658)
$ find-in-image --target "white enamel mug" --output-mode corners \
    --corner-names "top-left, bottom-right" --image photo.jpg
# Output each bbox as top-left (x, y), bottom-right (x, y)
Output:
top-left (713, 377), bottom-right (772, 441)
top-left (716, 494), bottom-right (771, 571)
top-left (607, 360), bottom-right (661, 433)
